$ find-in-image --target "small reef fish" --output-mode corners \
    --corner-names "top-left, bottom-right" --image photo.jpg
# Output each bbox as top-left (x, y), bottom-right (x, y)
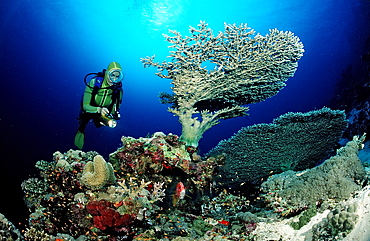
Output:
top-left (218, 220), bottom-right (230, 226)
top-left (172, 181), bottom-right (186, 206)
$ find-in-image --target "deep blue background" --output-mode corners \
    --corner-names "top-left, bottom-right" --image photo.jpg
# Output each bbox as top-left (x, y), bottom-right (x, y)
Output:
top-left (0, 0), bottom-right (369, 227)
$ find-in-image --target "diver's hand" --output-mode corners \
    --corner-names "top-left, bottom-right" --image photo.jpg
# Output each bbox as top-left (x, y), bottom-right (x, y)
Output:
top-left (97, 107), bottom-right (109, 116)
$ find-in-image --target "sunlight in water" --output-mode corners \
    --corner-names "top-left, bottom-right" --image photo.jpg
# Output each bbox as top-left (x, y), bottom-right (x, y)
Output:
top-left (141, 0), bottom-right (184, 31)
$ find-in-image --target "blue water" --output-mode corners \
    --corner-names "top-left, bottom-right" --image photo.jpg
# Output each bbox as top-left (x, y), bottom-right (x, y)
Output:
top-left (0, 0), bottom-right (369, 227)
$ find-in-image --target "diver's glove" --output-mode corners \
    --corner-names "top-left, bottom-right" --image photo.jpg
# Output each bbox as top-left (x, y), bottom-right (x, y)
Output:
top-left (97, 107), bottom-right (109, 116)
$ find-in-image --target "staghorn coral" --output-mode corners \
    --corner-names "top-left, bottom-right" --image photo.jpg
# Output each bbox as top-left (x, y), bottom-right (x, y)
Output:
top-left (80, 155), bottom-right (116, 190)
top-left (201, 189), bottom-right (252, 222)
top-left (21, 177), bottom-right (49, 208)
top-left (207, 107), bottom-right (347, 190)
top-left (261, 135), bottom-right (366, 216)
top-left (141, 21), bottom-right (304, 147)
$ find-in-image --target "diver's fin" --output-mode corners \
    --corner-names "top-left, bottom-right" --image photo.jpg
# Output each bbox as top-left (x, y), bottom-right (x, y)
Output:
top-left (74, 131), bottom-right (85, 149)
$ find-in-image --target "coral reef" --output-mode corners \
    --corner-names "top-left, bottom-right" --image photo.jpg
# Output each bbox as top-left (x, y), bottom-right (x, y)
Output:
top-left (20, 133), bottom-right (231, 240)
top-left (21, 150), bottom-right (96, 238)
top-left (16, 132), bottom-right (370, 240)
top-left (109, 132), bottom-right (224, 212)
top-left (207, 107), bottom-right (347, 190)
top-left (0, 212), bottom-right (22, 240)
top-left (141, 21), bottom-right (304, 147)
top-left (21, 149), bottom-right (167, 240)
top-left (312, 203), bottom-right (359, 240)
top-left (80, 155), bottom-right (116, 190)
top-left (290, 208), bottom-right (318, 230)
top-left (261, 135), bottom-right (366, 216)
top-left (86, 199), bottom-right (133, 232)
top-left (134, 189), bottom-right (256, 240)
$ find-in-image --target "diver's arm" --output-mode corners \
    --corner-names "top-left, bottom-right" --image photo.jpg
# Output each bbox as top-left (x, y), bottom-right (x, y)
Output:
top-left (82, 79), bottom-right (100, 113)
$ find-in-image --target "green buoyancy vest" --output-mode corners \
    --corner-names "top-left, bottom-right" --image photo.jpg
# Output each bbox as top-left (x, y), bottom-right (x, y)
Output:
top-left (82, 78), bottom-right (123, 115)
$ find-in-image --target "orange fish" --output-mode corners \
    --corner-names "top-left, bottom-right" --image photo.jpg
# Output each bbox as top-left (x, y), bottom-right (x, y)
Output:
top-left (113, 201), bottom-right (123, 208)
top-left (172, 181), bottom-right (186, 206)
top-left (218, 220), bottom-right (230, 226)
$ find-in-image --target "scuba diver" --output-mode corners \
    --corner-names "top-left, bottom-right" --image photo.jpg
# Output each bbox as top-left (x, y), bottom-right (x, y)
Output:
top-left (74, 62), bottom-right (124, 149)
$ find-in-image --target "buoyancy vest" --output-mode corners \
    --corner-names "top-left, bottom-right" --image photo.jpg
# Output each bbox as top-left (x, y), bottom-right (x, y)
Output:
top-left (80, 71), bottom-right (123, 118)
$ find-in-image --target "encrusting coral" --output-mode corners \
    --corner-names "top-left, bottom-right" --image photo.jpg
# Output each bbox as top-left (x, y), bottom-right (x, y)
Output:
top-left (141, 21), bottom-right (304, 147)
top-left (261, 134), bottom-right (366, 216)
top-left (80, 155), bottom-right (116, 190)
top-left (207, 107), bottom-right (347, 190)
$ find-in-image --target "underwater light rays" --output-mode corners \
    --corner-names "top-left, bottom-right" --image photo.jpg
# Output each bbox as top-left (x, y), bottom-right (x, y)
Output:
top-left (141, 0), bottom-right (185, 31)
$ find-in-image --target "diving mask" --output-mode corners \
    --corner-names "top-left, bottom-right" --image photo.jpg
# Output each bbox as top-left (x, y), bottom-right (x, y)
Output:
top-left (108, 69), bottom-right (124, 84)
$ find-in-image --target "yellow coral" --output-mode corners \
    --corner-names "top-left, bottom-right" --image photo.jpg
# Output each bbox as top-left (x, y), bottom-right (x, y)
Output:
top-left (80, 155), bottom-right (116, 190)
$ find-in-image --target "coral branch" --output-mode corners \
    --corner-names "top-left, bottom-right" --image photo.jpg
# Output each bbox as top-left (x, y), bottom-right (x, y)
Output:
top-left (141, 21), bottom-right (304, 147)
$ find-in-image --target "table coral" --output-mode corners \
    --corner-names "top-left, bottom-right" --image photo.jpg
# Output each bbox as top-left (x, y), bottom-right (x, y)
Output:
top-left (207, 107), bottom-right (347, 190)
top-left (141, 21), bottom-right (304, 147)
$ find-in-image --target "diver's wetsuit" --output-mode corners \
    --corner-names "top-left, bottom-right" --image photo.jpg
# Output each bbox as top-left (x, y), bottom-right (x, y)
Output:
top-left (77, 77), bottom-right (122, 132)
top-left (74, 62), bottom-right (123, 149)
